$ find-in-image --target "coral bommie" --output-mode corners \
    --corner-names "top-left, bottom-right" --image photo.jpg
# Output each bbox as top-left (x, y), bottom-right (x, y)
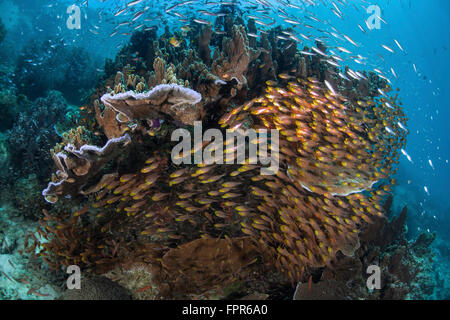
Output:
top-left (28, 21), bottom-right (407, 295)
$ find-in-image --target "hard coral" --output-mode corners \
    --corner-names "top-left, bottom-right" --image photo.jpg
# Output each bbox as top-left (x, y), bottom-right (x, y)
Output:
top-left (212, 25), bottom-right (260, 88)
top-left (42, 133), bottom-right (132, 204)
top-left (101, 84), bottom-right (202, 126)
top-left (104, 237), bottom-right (261, 299)
top-left (155, 237), bottom-right (259, 296)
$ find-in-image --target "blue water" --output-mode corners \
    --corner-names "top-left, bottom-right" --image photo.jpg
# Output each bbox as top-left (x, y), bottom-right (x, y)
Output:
top-left (0, 0), bottom-right (449, 299)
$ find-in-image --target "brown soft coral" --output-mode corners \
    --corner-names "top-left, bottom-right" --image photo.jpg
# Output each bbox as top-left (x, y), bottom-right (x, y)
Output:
top-left (105, 237), bottom-right (261, 299)
top-left (156, 237), bottom-right (259, 295)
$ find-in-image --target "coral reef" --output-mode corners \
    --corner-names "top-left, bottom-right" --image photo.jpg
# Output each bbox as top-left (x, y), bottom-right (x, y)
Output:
top-left (433, 236), bottom-right (450, 299)
top-left (153, 237), bottom-right (260, 296)
top-left (103, 237), bottom-right (266, 299)
top-left (14, 39), bottom-right (100, 104)
top-left (0, 133), bottom-right (8, 168)
top-left (391, 184), bottom-right (449, 299)
top-left (0, 174), bottom-right (43, 220)
top-left (0, 88), bottom-right (29, 131)
top-left (0, 61), bottom-right (30, 132)
top-left (25, 17), bottom-right (410, 299)
top-left (42, 133), bottom-right (131, 204)
top-left (3, 91), bottom-right (74, 181)
top-left (0, 91), bottom-right (76, 219)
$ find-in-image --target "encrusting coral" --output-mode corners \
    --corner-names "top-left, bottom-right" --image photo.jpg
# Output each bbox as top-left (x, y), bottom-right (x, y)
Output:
top-left (28, 16), bottom-right (412, 299)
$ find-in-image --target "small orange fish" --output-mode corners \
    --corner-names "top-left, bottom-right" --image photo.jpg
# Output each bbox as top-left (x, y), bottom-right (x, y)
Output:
top-left (136, 285), bottom-right (152, 293)
top-left (16, 278), bottom-right (31, 285)
top-left (169, 37), bottom-right (181, 47)
top-left (27, 288), bottom-right (50, 297)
